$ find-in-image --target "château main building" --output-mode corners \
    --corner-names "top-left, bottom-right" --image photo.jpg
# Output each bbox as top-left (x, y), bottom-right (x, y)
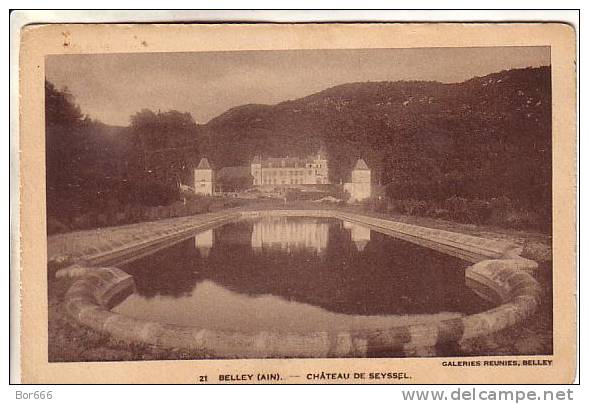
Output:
top-left (192, 148), bottom-right (371, 202)
top-left (251, 149), bottom-right (329, 186)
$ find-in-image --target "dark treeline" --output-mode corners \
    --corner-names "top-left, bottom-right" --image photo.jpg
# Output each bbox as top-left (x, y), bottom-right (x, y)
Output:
top-left (45, 81), bottom-right (209, 233)
top-left (46, 81), bottom-right (130, 230)
top-left (46, 66), bottom-right (551, 233)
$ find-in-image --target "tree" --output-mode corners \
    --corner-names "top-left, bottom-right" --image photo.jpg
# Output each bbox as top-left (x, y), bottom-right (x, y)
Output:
top-left (128, 109), bottom-right (201, 187)
top-left (45, 80), bottom-right (86, 213)
top-left (45, 80), bottom-right (131, 228)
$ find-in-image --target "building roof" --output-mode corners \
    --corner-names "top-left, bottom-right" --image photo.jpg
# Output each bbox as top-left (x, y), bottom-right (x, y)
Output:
top-left (264, 157), bottom-right (305, 168)
top-left (196, 157), bottom-right (212, 170)
top-left (353, 159), bottom-right (370, 170)
top-left (254, 155), bottom-right (327, 169)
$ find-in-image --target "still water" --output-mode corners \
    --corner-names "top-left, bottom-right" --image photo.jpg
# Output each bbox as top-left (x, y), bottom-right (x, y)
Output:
top-left (113, 216), bottom-right (491, 333)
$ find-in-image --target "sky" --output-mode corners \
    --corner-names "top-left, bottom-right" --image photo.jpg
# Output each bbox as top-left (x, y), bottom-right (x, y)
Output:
top-left (45, 46), bottom-right (550, 126)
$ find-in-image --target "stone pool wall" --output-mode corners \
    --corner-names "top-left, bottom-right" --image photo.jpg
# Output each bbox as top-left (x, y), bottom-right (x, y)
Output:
top-left (64, 259), bottom-right (540, 358)
top-left (56, 209), bottom-right (541, 358)
top-left (51, 209), bottom-right (536, 269)
top-left (51, 212), bottom-right (241, 275)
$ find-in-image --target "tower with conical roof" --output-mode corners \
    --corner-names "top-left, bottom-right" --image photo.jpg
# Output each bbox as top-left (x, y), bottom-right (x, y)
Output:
top-left (194, 157), bottom-right (214, 195)
top-left (344, 158), bottom-right (372, 202)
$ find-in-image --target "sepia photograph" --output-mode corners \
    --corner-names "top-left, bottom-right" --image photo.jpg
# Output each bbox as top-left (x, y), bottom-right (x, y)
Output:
top-left (45, 46), bottom-right (552, 361)
top-left (15, 22), bottom-right (577, 384)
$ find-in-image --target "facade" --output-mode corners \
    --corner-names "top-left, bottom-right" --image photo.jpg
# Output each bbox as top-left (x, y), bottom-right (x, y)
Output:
top-left (344, 159), bottom-right (372, 202)
top-left (194, 158), bottom-right (214, 196)
top-left (251, 149), bottom-right (329, 187)
top-left (190, 153), bottom-right (371, 201)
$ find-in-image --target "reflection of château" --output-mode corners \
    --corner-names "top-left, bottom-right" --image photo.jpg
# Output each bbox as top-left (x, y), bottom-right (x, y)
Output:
top-left (193, 217), bottom-right (373, 256)
top-left (343, 221), bottom-right (371, 252)
top-left (251, 218), bottom-right (329, 253)
top-left (194, 229), bottom-right (214, 258)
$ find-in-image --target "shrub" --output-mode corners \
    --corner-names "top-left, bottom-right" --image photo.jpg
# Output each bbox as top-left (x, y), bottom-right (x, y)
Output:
top-left (426, 205), bottom-right (451, 220)
top-left (444, 196), bottom-right (471, 222)
top-left (365, 197), bottom-right (388, 213)
top-left (468, 198), bottom-right (492, 224)
top-left (395, 199), bottom-right (428, 216)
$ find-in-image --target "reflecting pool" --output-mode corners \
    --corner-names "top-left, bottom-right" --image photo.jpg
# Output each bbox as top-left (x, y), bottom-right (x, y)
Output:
top-left (113, 216), bottom-right (491, 333)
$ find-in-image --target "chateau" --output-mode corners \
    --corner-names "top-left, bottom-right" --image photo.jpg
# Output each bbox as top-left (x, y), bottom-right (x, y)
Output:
top-left (250, 149), bottom-right (329, 186)
top-left (192, 151), bottom-right (372, 202)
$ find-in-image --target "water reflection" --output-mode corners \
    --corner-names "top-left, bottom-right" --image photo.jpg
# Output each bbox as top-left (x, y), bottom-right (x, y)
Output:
top-left (251, 217), bottom-right (329, 253)
top-left (116, 217), bottom-right (491, 332)
top-left (343, 221), bottom-right (371, 251)
top-left (194, 229), bottom-right (214, 258)
top-left (114, 279), bottom-right (464, 333)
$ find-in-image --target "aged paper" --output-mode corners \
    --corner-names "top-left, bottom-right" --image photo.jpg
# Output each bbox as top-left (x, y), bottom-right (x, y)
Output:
top-left (18, 23), bottom-right (576, 384)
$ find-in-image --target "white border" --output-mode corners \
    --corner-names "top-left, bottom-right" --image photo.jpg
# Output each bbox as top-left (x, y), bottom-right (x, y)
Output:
top-left (6, 7), bottom-right (581, 403)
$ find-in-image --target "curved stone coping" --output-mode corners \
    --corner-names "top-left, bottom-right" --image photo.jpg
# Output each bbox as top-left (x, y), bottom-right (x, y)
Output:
top-left (65, 258), bottom-right (541, 358)
top-left (48, 212), bottom-right (240, 263)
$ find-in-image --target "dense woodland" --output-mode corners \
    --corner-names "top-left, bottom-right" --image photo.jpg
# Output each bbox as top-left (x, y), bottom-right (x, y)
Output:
top-left (45, 66), bottom-right (551, 233)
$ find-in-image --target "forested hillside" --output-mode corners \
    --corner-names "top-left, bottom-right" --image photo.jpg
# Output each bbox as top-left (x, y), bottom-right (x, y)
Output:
top-left (45, 66), bottom-right (551, 232)
top-left (203, 66), bottom-right (551, 228)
